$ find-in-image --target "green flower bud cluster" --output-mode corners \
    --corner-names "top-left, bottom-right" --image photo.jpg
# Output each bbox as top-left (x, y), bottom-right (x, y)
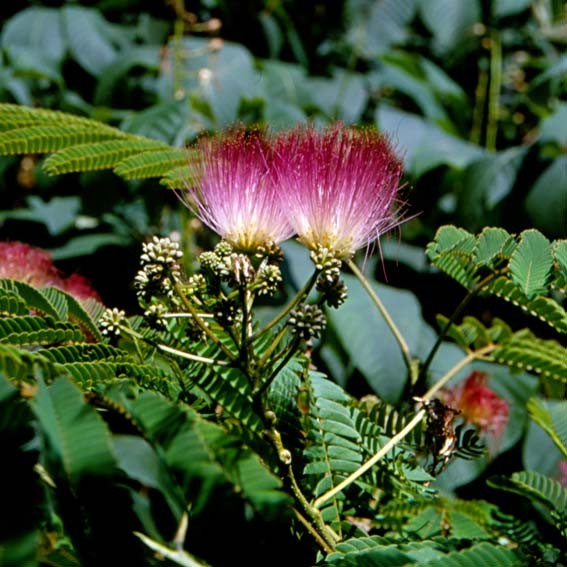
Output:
top-left (288, 304), bottom-right (326, 340)
top-left (310, 245), bottom-right (342, 281)
top-left (99, 307), bottom-right (127, 337)
top-left (316, 275), bottom-right (348, 308)
top-left (135, 236), bottom-right (183, 302)
top-left (256, 263), bottom-right (282, 296)
top-left (144, 303), bottom-right (168, 330)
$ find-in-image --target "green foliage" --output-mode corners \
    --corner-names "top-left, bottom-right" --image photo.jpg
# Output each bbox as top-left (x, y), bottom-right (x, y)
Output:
top-left (489, 471), bottom-right (567, 537)
top-left (427, 226), bottom-right (567, 335)
top-left (0, 104), bottom-right (194, 187)
top-left (1, 1), bottom-right (567, 564)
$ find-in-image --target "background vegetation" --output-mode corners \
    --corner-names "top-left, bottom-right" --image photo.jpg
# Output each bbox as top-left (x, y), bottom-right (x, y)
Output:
top-left (0, 1), bottom-right (566, 566)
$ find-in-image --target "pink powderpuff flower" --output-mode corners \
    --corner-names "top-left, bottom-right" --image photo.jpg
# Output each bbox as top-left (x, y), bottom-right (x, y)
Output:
top-left (443, 371), bottom-right (509, 441)
top-left (0, 241), bottom-right (61, 288)
top-left (273, 123), bottom-right (404, 259)
top-left (183, 127), bottom-right (294, 251)
top-left (0, 241), bottom-right (101, 304)
top-left (558, 461), bottom-right (567, 488)
top-left (62, 273), bottom-right (102, 304)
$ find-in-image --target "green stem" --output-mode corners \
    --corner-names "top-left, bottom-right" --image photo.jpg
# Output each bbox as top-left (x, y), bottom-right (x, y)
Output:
top-left (292, 508), bottom-right (334, 554)
top-left (255, 335), bottom-right (301, 398)
top-left (470, 51), bottom-right (488, 145)
top-left (486, 28), bottom-right (502, 151)
top-left (347, 258), bottom-right (412, 374)
top-left (287, 461), bottom-right (340, 548)
top-left (252, 269), bottom-right (321, 341)
top-left (313, 345), bottom-right (495, 510)
top-left (240, 287), bottom-right (250, 370)
top-left (120, 326), bottom-right (230, 367)
top-left (173, 281), bottom-right (237, 361)
top-left (257, 325), bottom-right (289, 370)
top-left (421, 344), bottom-right (495, 400)
top-left (418, 271), bottom-right (501, 387)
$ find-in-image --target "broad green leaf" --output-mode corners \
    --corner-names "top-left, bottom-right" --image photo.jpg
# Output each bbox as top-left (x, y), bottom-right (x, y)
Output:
top-left (523, 402), bottom-right (565, 478)
top-left (344, 0), bottom-right (418, 59)
top-left (306, 70), bottom-right (368, 123)
top-left (509, 230), bottom-right (553, 297)
top-left (525, 157), bottom-right (567, 238)
top-left (458, 147), bottom-right (527, 231)
top-left (527, 398), bottom-right (567, 459)
top-left (48, 233), bottom-right (131, 260)
top-left (326, 274), bottom-right (426, 402)
top-left (120, 102), bottom-right (189, 144)
top-left (159, 38), bottom-right (259, 126)
top-left (62, 6), bottom-right (119, 76)
top-left (94, 45), bottom-right (161, 105)
top-left (417, 0), bottom-right (481, 54)
top-left (494, 0), bottom-right (532, 18)
top-left (376, 105), bottom-right (484, 177)
top-left (540, 103), bottom-right (567, 146)
top-left (1, 7), bottom-right (65, 66)
top-left (379, 52), bottom-right (452, 124)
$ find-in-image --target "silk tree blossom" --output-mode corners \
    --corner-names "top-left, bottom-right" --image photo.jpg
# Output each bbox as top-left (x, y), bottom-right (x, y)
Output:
top-left (183, 128), bottom-right (294, 251)
top-left (273, 123), bottom-right (404, 259)
top-left (0, 241), bottom-right (101, 304)
top-left (443, 371), bottom-right (509, 442)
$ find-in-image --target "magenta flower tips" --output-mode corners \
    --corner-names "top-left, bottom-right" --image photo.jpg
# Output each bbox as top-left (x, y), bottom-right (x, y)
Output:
top-left (273, 124), bottom-right (404, 259)
top-left (183, 128), bottom-right (294, 251)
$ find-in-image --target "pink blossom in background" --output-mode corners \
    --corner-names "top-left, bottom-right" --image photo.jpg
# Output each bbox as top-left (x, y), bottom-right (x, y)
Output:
top-left (273, 123), bottom-right (404, 259)
top-left (0, 241), bottom-right (60, 288)
top-left (558, 461), bottom-right (567, 487)
top-left (0, 241), bottom-right (101, 304)
top-left (62, 273), bottom-right (102, 303)
top-left (443, 371), bottom-right (509, 441)
top-left (183, 127), bottom-right (294, 251)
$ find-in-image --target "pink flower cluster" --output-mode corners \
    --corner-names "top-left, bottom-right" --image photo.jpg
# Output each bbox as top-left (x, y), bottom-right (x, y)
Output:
top-left (443, 371), bottom-right (509, 441)
top-left (184, 123), bottom-right (404, 258)
top-left (0, 241), bottom-right (101, 304)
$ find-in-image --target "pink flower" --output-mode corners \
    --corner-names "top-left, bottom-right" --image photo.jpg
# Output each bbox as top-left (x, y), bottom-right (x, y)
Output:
top-left (273, 123), bottom-right (404, 259)
top-left (183, 127), bottom-right (294, 251)
top-left (0, 241), bottom-right (60, 287)
top-left (443, 371), bottom-right (509, 441)
top-left (62, 273), bottom-right (102, 303)
top-left (0, 241), bottom-right (101, 304)
top-left (558, 461), bottom-right (567, 487)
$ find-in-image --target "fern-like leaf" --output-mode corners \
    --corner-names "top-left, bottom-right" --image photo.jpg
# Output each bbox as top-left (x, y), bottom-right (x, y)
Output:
top-left (491, 335), bottom-right (567, 383)
top-left (43, 139), bottom-right (168, 174)
top-left (303, 371), bottom-right (362, 530)
top-left (0, 103), bottom-right (198, 187)
top-left (484, 276), bottom-right (567, 334)
top-left (0, 280), bottom-right (62, 320)
top-left (0, 125), bottom-right (125, 155)
top-left (114, 149), bottom-right (193, 179)
top-left (489, 471), bottom-right (567, 534)
top-left (421, 542), bottom-right (521, 566)
top-left (159, 165), bottom-right (195, 189)
top-left (0, 288), bottom-right (29, 317)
